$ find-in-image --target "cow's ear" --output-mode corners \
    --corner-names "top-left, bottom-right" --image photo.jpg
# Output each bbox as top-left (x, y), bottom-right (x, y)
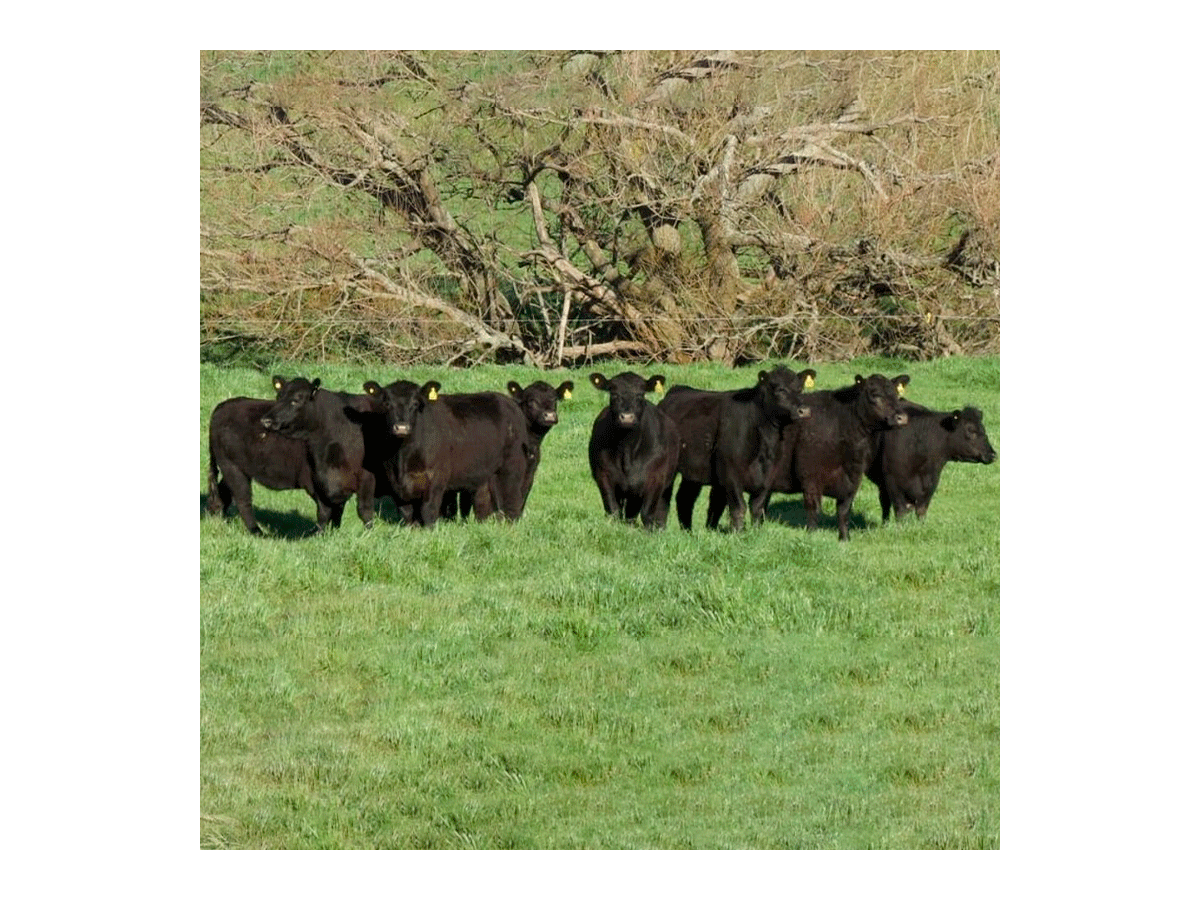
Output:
top-left (507, 381), bottom-right (522, 396)
top-left (590, 373), bottom-right (609, 391)
top-left (364, 381), bottom-right (381, 396)
top-left (558, 381), bottom-right (574, 400)
top-left (758, 370), bottom-right (770, 384)
top-left (854, 374), bottom-right (865, 385)
top-left (941, 411), bottom-right (962, 432)
top-left (648, 375), bottom-right (666, 394)
top-left (893, 374), bottom-right (911, 396)
top-left (799, 369), bottom-right (817, 390)
top-left (310, 378), bottom-right (322, 397)
top-left (422, 380), bottom-right (441, 402)
top-left (272, 375), bottom-right (285, 392)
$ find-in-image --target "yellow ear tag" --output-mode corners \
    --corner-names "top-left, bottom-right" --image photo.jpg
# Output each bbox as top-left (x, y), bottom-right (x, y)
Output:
top-left (803, 374), bottom-right (815, 389)
top-left (897, 383), bottom-right (906, 396)
top-left (427, 386), bottom-right (439, 401)
top-left (562, 389), bottom-right (572, 400)
top-left (654, 381), bottom-right (664, 393)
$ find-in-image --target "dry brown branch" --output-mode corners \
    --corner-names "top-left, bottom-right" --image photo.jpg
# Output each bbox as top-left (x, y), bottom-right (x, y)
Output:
top-left (579, 111), bottom-right (695, 146)
top-left (558, 340), bottom-right (653, 362)
top-left (347, 254), bottom-right (533, 364)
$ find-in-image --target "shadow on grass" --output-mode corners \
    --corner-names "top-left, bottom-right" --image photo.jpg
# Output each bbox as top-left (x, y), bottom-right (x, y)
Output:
top-left (200, 493), bottom-right (411, 540)
top-left (765, 499), bottom-right (873, 534)
top-left (674, 493), bottom-right (876, 535)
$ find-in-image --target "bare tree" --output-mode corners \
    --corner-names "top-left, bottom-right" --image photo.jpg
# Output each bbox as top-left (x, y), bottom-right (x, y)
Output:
top-left (201, 50), bottom-right (999, 367)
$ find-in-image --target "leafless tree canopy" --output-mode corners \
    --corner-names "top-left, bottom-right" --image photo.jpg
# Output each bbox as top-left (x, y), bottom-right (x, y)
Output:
top-left (200, 51), bottom-right (999, 367)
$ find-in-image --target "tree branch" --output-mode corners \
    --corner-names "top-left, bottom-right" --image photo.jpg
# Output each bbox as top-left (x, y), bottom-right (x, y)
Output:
top-left (347, 254), bottom-right (533, 364)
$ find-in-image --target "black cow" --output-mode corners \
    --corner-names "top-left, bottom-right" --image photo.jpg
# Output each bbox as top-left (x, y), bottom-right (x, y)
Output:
top-left (587, 372), bottom-right (680, 529)
top-left (658, 385), bottom-right (731, 530)
top-left (205, 382), bottom-right (329, 535)
top-left (866, 401), bottom-right (996, 522)
top-left (710, 366), bottom-right (816, 532)
top-left (769, 373), bottom-right (910, 540)
top-left (659, 368), bottom-right (816, 531)
top-left (363, 379), bottom-right (528, 527)
top-left (258, 376), bottom-right (379, 531)
top-left (440, 379), bottom-right (574, 521)
top-left (507, 379), bottom-right (574, 513)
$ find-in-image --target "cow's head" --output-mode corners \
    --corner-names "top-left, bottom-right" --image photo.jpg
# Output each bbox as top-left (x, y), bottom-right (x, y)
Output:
top-left (943, 407), bottom-right (996, 464)
top-left (260, 376), bottom-right (321, 434)
top-left (508, 380), bottom-right (573, 433)
top-left (853, 374), bottom-right (910, 428)
top-left (363, 379), bottom-right (441, 438)
top-left (756, 366), bottom-right (814, 424)
top-left (590, 372), bottom-right (665, 428)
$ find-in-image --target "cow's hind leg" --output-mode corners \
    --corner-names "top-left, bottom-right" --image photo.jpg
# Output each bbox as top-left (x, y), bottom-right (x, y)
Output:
top-left (222, 467), bottom-right (262, 535)
top-left (315, 498), bottom-right (338, 532)
top-left (206, 458), bottom-right (233, 517)
top-left (640, 475), bottom-right (670, 530)
top-left (724, 482), bottom-right (749, 532)
top-left (418, 480), bottom-right (450, 528)
top-left (469, 483), bottom-right (494, 521)
top-left (803, 490), bottom-right (821, 533)
top-left (705, 484), bottom-right (726, 530)
top-left (493, 468), bottom-right (525, 522)
top-left (835, 493), bottom-right (854, 541)
top-left (356, 471), bottom-right (376, 528)
top-left (619, 489), bottom-right (641, 523)
top-left (675, 479), bottom-right (701, 531)
top-left (749, 489), bottom-right (770, 527)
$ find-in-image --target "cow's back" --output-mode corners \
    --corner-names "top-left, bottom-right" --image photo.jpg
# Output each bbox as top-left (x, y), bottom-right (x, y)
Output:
top-left (434, 392), bottom-right (526, 484)
top-left (209, 397), bottom-right (310, 491)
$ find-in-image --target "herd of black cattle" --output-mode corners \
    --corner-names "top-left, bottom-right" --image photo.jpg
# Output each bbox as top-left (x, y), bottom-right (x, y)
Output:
top-left (205, 366), bottom-right (996, 540)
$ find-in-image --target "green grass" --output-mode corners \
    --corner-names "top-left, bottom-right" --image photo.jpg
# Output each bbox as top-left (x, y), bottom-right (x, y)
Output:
top-left (200, 355), bottom-right (999, 848)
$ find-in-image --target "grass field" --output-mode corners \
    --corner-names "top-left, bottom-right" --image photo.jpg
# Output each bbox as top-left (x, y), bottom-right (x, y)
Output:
top-left (199, 354), bottom-right (999, 849)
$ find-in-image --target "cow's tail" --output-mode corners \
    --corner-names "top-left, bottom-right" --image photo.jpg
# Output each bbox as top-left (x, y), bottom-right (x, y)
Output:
top-left (205, 435), bottom-right (225, 515)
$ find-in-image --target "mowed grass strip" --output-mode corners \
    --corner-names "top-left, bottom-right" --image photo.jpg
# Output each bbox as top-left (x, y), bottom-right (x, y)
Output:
top-left (200, 355), bottom-right (999, 849)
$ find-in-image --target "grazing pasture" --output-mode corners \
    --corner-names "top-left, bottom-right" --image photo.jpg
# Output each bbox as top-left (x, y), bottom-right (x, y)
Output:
top-left (200, 354), bottom-right (999, 849)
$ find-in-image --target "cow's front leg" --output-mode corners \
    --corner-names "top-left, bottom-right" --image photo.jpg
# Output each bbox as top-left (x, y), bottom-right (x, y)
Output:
top-left (594, 470), bottom-right (620, 517)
